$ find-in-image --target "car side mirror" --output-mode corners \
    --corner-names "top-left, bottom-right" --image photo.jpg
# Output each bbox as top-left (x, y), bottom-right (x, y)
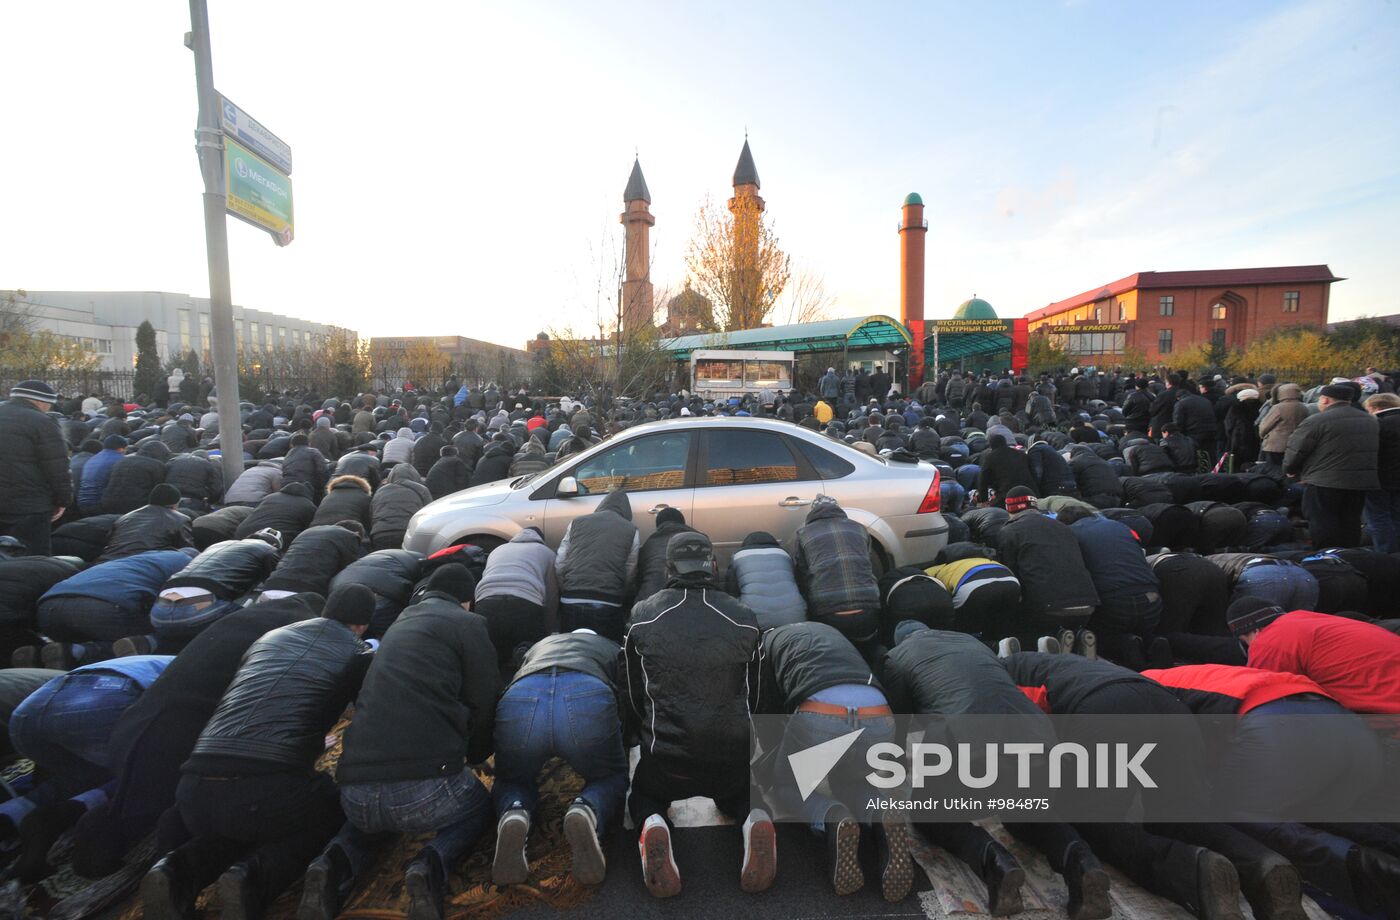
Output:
top-left (556, 476), bottom-right (579, 497)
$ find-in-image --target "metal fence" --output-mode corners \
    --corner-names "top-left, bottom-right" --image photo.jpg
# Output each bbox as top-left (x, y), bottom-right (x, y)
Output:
top-left (0, 368), bottom-right (137, 400)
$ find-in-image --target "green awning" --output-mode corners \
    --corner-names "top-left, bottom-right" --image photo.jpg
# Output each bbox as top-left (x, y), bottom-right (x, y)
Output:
top-left (929, 332), bottom-right (1010, 362)
top-left (664, 315), bottom-right (912, 361)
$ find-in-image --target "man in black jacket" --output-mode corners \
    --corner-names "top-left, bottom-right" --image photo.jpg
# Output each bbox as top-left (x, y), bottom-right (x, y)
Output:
top-left (1122, 378), bottom-right (1152, 437)
top-left (975, 435), bottom-right (1039, 507)
top-left (624, 533), bottom-right (771, 898)
top-left (102, 440), bottom-right (171, 515)
top-left (1173, 385), bottom-right (1220, 464)
top-left (425, 445), bottom-right (471, 500)
top-left (300, 566), bottom-right (494, 920)
top-left (70, 593), bottom-right (320, 878)
top-left (882, 624), bottom-right (1110, 919)
top-left (0, 380), bottom-right (73, 555)
top-left (450, 420), bottom-right (484, 474)
top-left (96, 484), bottom-right (193, 563)
top-left (234, 481), bottom-right (318, 543)
top-left (468, 436), bottom-right (514, 487)
top-left (488, 628), bottom-right (627, 889)
top-left (757, 621), bottom-right (912, 901)
top-left (996, 489), bottom-right (1099, 650)
top-left (164, 449), bottom-right (224, 512)
top-left (632, 507), bottom-right (694, 602)
top-left (1364, 392), bottom-right (1400, 553)
top-left (142, 584), bottom-right (375, 920)
top-left (280, 433), bottom-right (330, 497)
top-left (259, 521), bottom-right (365, 598)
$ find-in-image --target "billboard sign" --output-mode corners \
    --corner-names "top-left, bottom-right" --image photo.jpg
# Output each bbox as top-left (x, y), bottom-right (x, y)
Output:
top-left (225, 137), bottom-right (294, 245)
top-left (219, 95), bottom-right (293, 174)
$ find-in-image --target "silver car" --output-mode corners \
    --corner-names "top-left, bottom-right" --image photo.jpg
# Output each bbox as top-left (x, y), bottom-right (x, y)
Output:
top-left (403, 417), bottom-right (948, 570)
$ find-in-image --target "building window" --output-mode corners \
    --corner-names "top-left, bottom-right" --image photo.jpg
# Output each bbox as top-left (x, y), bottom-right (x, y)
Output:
top-left (1211, 302), bottom-right (1227, 320)
top-left (179, 309), bottom-right (192, 351)
top-left (249, 321), bottom-right (260, 351)
top-left (198, 314), bottom-right (210, 354)
top-left (1212, 329), bottom-right (1227, 349)
top-left (1094, 305), bottom-right (1103, 323)
top-left (1117, 300), bottom-right (1126, 321)
top-left (234, 319), bottom-right (243, 341)
top-left (1283, 291), bottom-right (1299, 313)
top-left (1159, 296), bottom-right (1174, 316)
top-left (1158, 329), bottom-right (1173, 354)
top-left (278, 326), bottom-right (287, 348)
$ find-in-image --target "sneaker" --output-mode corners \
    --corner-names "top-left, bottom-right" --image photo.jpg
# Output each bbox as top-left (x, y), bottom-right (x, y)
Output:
top-left (564, 800), bottom-right (606, 886)
top-left (740, 808), bottom-right (776, 893)
top-left (41, 642), bottom-right (76, 671)
top-left (877, 810), bottom-right (914, 902)
top-left (1075, 629), bottom-right (1098, 660)
top-left (1057, 627), bottom-right (1078, 654)
top-left (298, 854), bottom-right (344, 920)
top-left (1037, 635), bottom-right (1063, 654)
top-left (404, 851), bottom-right (446, 920)
top-left (638, 814), bottom-right (680, 898)
top-left (491, 808), bottom-right (530, 885)
top-left (825, 805), bottom-right (862, 895)
top-left (113, 635), bottom-right (154, 657)
top-left (9, 646), bottom-right (39, 669)
top-left (996, 637), bottom-right (1021, 658)
top-left (216, 861), bottom-right (260, 920)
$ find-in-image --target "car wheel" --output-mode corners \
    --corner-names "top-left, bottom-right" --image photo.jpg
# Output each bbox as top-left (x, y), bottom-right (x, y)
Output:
top-left (456, 535), bottom-right (504, 556)
top-left (869, 542), bottom-right (889, 580)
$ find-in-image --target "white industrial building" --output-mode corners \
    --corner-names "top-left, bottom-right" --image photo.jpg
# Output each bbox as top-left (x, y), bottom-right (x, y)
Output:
top-left (3, 290), bottom-right (339, 371)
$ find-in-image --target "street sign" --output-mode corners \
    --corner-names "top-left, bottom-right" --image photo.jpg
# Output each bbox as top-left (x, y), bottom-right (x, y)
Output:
top-left (1046, 323), bottom-right (1126, 335)
top-left (219, 95), bottom-right (292, 174)
top-left (930, 318), bottom-right (1013, 335)
top-left (224, 137), bottom-right (294, 245)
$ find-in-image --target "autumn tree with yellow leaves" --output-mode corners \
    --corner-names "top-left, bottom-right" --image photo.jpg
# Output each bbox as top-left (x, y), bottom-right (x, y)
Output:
top-left (686, 194), bottom-right (791, 332)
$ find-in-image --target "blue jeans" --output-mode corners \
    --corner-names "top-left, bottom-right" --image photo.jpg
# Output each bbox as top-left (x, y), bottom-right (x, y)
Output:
top-left (1235, 561), bottom-right (1319, 611)
top-left (1365, 489), bottom-right (1400, 554)
top-left (334, 771), bottom-right (492, 875)
top-left (2, 672), bottom-right (140, 823)
top-left (149, 595), bottom-right (242, 643)
top-left (768, 705), bottom-right (897, 833)
top-left (492, 670), bottom-right (626, 836)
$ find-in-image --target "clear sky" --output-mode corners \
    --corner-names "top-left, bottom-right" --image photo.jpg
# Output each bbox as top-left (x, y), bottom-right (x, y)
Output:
top-left (3, 0), bottom-right (1397, 347)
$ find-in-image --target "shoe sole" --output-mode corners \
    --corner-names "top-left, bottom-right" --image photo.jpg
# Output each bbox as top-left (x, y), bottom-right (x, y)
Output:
top-left (740, 813), bottom-right (776, 893)
top-left (297, 861), bottom-right (335, 920)
top-left (217, 870), bottom-right (253, 920)
top-left (1254, 862), bottom-right (1306, 920)
top-left (491, 815), bottom-right (530, 885)
top-left (1077, 631), bottom-right (1098, 660)
top-left (830, 817), bottom-right (863, 896)
top-left (113, 638), bottom-right (145, 658)
top-left (564, 809), bottom-right (606, 886)
top-left (1058, 628), bottom-right (1077, 653)
top-left (404, 865), bottom-right (443, 920)
top-left (141, 867), bottom-right (191, 920)
top-left (640, 824), bottom-right (681, 898)
top-left (990, 866), bottom-right (1026, 916)
top-left (1197, 850), bottom-right (1246, 920)
top-left (1069, 866), bottom-right (1112, 920)
top-left (879, 814), bottom-right (914, 902)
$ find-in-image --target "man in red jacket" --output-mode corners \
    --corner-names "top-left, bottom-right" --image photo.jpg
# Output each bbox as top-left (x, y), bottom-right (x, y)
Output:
top-left (1228, 597), bottom-right (1400, 713)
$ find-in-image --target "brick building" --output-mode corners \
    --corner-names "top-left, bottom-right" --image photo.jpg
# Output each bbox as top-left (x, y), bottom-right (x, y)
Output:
top-left (1024, 265), bottom-right (1343, 364)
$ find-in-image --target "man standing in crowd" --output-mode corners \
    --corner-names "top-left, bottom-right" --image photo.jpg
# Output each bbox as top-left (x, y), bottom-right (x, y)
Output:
top-left (1364, 392), bottom-right (1400, 553)
top-left (0, 380), bottom-right (72, 555)
top-left (1283, 383), bottom-right (1379, 548)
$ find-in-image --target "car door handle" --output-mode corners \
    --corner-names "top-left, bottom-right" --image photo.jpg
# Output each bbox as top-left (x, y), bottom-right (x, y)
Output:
top-left (647, 504), bottom-right (670, 514)
top-left (779, 497), bottom-right (812, 507)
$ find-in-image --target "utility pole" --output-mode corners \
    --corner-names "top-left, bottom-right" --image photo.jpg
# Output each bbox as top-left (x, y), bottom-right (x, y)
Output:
top-left (187, 0), bottom-right (245, 492)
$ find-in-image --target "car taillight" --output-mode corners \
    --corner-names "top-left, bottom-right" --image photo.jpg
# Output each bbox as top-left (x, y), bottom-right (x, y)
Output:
top-left (916, 469), bottom-right (941, 514)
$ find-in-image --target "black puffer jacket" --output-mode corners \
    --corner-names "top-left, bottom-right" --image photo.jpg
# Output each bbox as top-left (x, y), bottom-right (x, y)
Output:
top-left (159, 422), bottom-right (198, 453)
top-left (1068, 446), bottom-right (1122, 505)
top-left (97, 505), bottom-right (194, 562)
top-left (468, 440), bottom-right (514, 487)
top-left (184, 617), bottom-right (372, 774)
top-left (51, 514), bottom-right (120, 561)
top-left (1026, 442), bottom-right (1078, 497)
top-left (1283, 403), bottom-right (1381, 491)
top-left (1124, 440), bottom-right (1173, 475)
top-left (426, 453), bottom-right (472, 500)
top-left (760, 621), bottom-right (877, 713)
top-left (165, 454), bottom-right (224, 506)
top-left (165, 538), bottom-right (280, 600)
top-left (260, 524), bottom-right (364, 594)
top-left (1173, 393), bottom-right (1218, 443)
top-left (191, 505), bottom-right (254, 550)
top-left (333, 450), bottom-right (382, 490)
top-left (234, 482), bottom-right (318, 542)
top-left (0, 399), bottom-right (73, 513)
top-left (328, 549), bottom-right (425, 638)
top-left (280, 445), bottom-right (330, 496)
top-left (311, 474), bottom-right (374, 530)
top-left (369, 465), bottom-right (430, 550)
top-left (100, 441), bottom-right (171, 514)
top-left (0, 556), bottom-right (85, 627)
top-left (624, 573), bottom-right (761, 768)
top-left (882, 628), bottom-right (1050, 721)
top-left (450, 429), bottom-right (484, 473)
top-left (996, 510), bottom-right (1099, 614)
top-left (634, 519), bottom-right (695, 602)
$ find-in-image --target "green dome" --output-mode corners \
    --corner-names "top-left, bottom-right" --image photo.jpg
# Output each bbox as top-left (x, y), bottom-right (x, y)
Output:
top-left (903, 192), bottom-right (923, 207)
top-left (953, 297), bottom-right (997, 320)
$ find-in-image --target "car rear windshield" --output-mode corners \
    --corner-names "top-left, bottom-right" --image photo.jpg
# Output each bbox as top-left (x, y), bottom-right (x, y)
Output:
top-left (794, 436), bottom-right (859, 478)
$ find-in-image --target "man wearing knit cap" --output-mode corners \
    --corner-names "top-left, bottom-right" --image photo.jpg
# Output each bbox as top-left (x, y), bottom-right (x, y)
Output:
top-left (0, 379), bottom-right (72, 555)
top-left (302, 561), bottom-right (497, 920)
top-left (1228, 596), bottom-right (1400, 714)
top-left (1283, 384), bottom-right (1379, 548)
top-left (144, 582), bottom-right (374, 920)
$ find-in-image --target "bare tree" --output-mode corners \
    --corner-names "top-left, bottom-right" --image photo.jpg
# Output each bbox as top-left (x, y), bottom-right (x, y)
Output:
top-left (773, 266), bottom-right (835, 327)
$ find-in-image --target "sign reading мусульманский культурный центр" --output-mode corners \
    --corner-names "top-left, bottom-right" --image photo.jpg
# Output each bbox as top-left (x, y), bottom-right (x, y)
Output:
top-left (750, 713), bottom-right (1400, 824)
